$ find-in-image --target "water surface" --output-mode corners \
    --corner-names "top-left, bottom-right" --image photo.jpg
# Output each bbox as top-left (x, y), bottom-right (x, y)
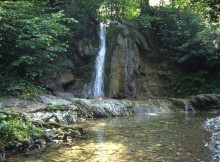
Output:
top-left (13, 112), bottom-right (219, 162)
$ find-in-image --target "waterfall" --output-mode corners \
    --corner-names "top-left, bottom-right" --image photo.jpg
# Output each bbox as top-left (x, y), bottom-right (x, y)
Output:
top-left (183, 103), bottom-right (195, 113)
top-left (93, 23), bottom-right (106, 97)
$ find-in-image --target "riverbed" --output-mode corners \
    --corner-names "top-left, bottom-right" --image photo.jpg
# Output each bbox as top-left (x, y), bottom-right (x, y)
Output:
top-left (9, 111), bottom-right (219, 162)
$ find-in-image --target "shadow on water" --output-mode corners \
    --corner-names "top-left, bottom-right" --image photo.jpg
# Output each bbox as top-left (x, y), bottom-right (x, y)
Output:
top-left (10, 112), bottom-right (220, 162)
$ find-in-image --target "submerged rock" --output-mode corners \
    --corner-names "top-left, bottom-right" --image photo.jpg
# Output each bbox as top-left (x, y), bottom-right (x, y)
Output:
top-left (203, 116), bottom-right (220, 161)
top-left (0, 150), bottom-right (5, 162)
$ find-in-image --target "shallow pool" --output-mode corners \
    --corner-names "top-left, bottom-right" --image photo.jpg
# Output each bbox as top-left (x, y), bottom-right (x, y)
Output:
top-left (12, 112), bottom-right (219, 162)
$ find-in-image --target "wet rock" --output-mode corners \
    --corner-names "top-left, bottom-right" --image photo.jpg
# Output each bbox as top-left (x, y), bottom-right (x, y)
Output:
top-left (4, 142), bottom-right (15, 152)
top-left (14, 143), bottom-right (22, 152)
top-left (21, 138), bottom-right (32, 151)
top-left (38, 95), bottom-right (72, 106)
top-left (63, 110), bottom-right (77, 124)
top-left (107, 22), bottom-right (174, 99)
top-left (65, 97), bottom-right (135, 118)
top-left (62, 133), bottom-right (68, 142)
top-left (44, 129), bottom-right (53, 137)
top-left (43, 135), bottom-right (53, 143)
top-left (52, 135), bottom-right (63, 140)
top-left (170, 94), bottom-right (220, 112)
top-left (33, 139), bottom-right (43, 149)
top-left (190, 94), bottom-right (220, 110)
top-left (90, 99), bottom-right (135, 117)
top-left (77, 117), bottom-right (86, 123)
top-left (134, 100), bottom-right (173, 114)
top-left (204, 116), bottom-right (220, 133)
top-left (203, 116), bottom-right (220, 161)
top-left (76, 38), bottom-right (98, 59)
top-left (0, 150), bottom-right (5, 162)
top-left (70, 130), bottom-right (81, 138)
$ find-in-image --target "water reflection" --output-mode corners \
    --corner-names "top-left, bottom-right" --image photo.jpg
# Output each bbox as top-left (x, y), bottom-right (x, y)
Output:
top-left (97, 127), bottom-right (104, 143)
top-left (12, 112), bottom-right (220, 162)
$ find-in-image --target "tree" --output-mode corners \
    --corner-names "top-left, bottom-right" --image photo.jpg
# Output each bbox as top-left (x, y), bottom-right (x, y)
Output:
top-left (0, 1), bottom-right (75, 89)
top-left (137, 4), bottom-right (220, 95)
top-left (99, 0), bottom-right (141, 20)
top-left (170, 0), bottom-right (220, 22)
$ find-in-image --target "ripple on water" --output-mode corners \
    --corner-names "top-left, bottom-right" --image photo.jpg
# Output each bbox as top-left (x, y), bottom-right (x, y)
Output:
top-left (11, 112), bottom-right (218, 162)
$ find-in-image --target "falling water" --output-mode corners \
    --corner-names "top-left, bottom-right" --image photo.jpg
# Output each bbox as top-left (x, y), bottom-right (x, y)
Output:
top-left (93, 23), bottom-right (106, 97)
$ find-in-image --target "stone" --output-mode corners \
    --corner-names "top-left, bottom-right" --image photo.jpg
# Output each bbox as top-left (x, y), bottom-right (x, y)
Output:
top-left (6, 84), bottom-right (24, 91)
top-left (75, 39), bottom-right (98, 59)
top-left (0, 150), bottom-right (5, 162)
top-left (107, 23), bottom-right (174, 99)
top-left (38, 95), bottom-right (72, 105)
top-left (203, 117), bottom-right (220, 161)
top-left (70, 130), bottom-right (81, 138)
top-left (56, 72), bottom-right (74, 85)
top-left (47, 82), bottom-right (64, 92)
top-left (44, 129), bottom-right (53, 137)
top-left (190, 94), bottom-right (220, 110)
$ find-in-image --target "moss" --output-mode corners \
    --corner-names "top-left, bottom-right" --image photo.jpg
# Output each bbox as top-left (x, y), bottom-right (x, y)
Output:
top-left (90, 37), bottom-right (99, 48)
top-left (104, 24), bottom-right (123, 94)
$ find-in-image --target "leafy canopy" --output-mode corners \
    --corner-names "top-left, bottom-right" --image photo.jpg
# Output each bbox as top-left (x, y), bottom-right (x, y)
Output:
top-left (136, 1), bottom-right (220, 96)
top-left (0, 1), bottom-right (75, 96)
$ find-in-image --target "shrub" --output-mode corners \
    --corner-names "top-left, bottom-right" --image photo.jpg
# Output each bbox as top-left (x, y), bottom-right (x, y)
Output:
top-left (0, 113), bottom-right (43, 143)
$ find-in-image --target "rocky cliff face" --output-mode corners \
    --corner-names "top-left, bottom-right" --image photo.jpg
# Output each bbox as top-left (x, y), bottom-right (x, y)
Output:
top-left (105, 21), bottom-right (174, 99)
top-left (49, 20), bottom-right (175, 99)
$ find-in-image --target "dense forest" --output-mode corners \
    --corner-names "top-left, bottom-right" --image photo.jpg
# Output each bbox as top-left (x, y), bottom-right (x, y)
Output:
top-left (0, 0), bottom-right (219, 97)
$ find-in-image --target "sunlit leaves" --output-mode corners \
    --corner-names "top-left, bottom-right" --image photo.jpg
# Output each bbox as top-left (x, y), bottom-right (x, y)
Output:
top-left (0, 1), bottom-right (74, 81)
top-left (139, 6), bottom-right (218, 70)
top-left (100, 0), bottom-right (141, 20)
top-left (0, 113), bottom-right (43, 143)
top-left (170, 0), bottom-right (220, 22)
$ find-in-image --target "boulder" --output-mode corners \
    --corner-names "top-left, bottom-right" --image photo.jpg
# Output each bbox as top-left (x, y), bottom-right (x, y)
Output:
top-left (189, 94), bottom-right (220, 110)
top-left (45, 72), bottom-right (74, 92)
top-left (56, 72), bottom-right (74, 85)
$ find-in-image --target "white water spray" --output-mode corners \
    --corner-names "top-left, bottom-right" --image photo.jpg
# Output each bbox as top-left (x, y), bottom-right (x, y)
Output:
top-left (93, 23), bottom-right (106, 97)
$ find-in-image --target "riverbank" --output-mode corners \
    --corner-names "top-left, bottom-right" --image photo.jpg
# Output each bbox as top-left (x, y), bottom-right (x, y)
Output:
top-left (204, 115), bottom-right (220, 161)
top-left (0, 92), bottom-right (177, 161)
top-left (1, 92), bottom-right (220, 161)
top-left (7, 112), bottom-right (216, 162)
top-left (0, 92), bottom-right (135, 161)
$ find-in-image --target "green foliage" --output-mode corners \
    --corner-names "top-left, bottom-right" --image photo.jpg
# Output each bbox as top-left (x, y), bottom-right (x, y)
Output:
top-left (0, 1), bottom-right (76, 97)
top-left (0, 74), bottom-right (44, 98)
top-left (0, 1), bottom-right (75, 83)
top-left (64, 0), bottom-right (102, 38)
top-left (100, 0), bottom-right (141, 20)
top-left (0, 113), bottom-right (43, 143)
top-left (136, 13), bottom-right (161, 31)
top-left (170, 0), bottom-right (220, 22)
top-left (45, 103), bottom-right (64, 112)
top-left (137, 4), bottom-right (220, 96)
top-left (138, 6), bottom-right (219, 70)
top-left (171, 70), bottom-right (220, 96)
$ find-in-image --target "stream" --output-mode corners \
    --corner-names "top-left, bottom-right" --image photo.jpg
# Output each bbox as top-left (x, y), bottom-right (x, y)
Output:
top-left (10, 112), bottom-right (219, 162)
